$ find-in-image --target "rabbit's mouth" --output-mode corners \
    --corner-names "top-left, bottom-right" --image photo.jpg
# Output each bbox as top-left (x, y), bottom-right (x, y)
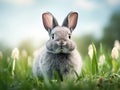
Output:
top-left (55, 48), bottom-right (69, 54)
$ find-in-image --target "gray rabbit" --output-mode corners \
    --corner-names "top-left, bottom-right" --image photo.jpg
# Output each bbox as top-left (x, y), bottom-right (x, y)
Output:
top-left (33, 12), bottom-right (82, 80)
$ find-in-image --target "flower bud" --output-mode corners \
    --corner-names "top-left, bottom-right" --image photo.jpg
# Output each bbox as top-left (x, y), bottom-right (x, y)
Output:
top-left (111, 47), bottom-right (119, 60)
top-left (11, 48), bottom-right (19, 60)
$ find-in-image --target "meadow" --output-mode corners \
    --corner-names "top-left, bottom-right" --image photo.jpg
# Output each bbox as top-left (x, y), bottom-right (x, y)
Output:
top-left (0, 41), bottom-right (120, 90)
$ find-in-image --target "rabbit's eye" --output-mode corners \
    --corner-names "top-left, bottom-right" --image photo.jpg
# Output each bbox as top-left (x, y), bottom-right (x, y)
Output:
top-left (51, 34), bottom-right (54, 39)
top-left (68, 35), bottom-right (71, 39)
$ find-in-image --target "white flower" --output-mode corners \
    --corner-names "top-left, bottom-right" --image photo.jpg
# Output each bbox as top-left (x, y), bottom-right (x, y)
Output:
top-left (21, 49), bottom-right (28, 58)
top-left (11, 48), bottom-right (19, 77)
top-left (114, 40), bottom-right (120, 50)
top-left (0, 51), bottom-right (3, 60)
top-left (88, 44), bottom-right (94, 60)
top-left (11, 48), bottom-right (19, 60)
top-left (111, 47), bottom-right (119, 60)
top-left (99, 54), bottom-right (105, 65)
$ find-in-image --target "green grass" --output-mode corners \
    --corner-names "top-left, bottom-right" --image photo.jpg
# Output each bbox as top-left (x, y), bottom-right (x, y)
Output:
top-left (0, 44), bottom-right (120, 90)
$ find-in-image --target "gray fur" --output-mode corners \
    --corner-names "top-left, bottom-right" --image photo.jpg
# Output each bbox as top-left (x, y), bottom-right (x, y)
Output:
top-left (32, 12), bottom-right (82, 80)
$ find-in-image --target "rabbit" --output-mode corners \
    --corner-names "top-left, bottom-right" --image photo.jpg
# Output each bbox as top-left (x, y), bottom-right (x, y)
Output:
top-left (32, 11), bottom-right (82, 80)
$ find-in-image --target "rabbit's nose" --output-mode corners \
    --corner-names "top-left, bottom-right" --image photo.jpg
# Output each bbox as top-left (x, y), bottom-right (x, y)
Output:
top-left (56, 40), bottom-right (66, 46)
top-left (61, 41), bottom-right (66, 46)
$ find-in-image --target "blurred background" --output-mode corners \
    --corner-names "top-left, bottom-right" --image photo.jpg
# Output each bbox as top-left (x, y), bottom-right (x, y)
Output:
top-left (0, 0), bottom-right (120, 57)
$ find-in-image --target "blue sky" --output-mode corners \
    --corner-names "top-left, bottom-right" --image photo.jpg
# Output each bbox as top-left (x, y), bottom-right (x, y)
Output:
top-left (0, 0), bottom-right (120, 46)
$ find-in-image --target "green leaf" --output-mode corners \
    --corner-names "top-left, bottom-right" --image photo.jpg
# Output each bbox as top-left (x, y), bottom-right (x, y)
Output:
top-left (91, 43), bottom-right (98, 75)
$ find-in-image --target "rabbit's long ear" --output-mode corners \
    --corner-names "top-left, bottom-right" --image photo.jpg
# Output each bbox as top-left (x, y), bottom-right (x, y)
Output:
top-left (42, 12), bottom-right (58, 33)
top-left (62, 12), bottom-right (78, 32)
